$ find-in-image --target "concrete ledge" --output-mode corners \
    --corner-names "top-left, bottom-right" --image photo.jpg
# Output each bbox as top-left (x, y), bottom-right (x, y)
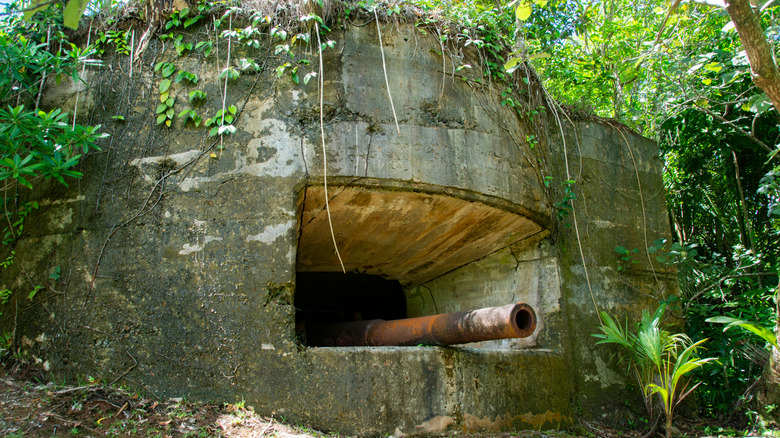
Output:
top-left (282, 347), bottom-right (573, 435)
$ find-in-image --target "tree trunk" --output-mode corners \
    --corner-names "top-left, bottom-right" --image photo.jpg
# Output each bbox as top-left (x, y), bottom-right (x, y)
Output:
top-left (755, 284), bottom-right (780, 426)
top-left (757, 327), bottom-right (780, 426)
top-left (724, 0), bottom-right (780, 114)
top-left (665, 414), bottom-right (673, 438)
top-left (725, 0), bottom-right (780, 421)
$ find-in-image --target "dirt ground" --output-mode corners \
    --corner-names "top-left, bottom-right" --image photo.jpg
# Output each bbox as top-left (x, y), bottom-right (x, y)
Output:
top-left (0, 361), bottom-right (769, 438)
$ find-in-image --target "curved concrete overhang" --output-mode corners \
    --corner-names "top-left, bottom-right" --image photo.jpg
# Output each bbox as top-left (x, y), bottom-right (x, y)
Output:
top-left (297, 184), bottom-right (544, 286)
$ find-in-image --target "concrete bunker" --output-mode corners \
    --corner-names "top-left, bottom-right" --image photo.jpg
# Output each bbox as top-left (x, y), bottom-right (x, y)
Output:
top-left (295, 184), bottom-right (548, 348)
top-left (0, 14), bottom-right (679, 435)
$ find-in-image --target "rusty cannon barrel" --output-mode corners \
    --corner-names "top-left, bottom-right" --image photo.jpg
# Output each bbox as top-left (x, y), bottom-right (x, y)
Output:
top-left (306, 303), bottom-right (536, 347)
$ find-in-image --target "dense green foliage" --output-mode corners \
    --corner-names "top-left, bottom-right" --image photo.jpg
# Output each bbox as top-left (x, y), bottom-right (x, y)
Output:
top-left (0, 4), bottom-right (105, 308)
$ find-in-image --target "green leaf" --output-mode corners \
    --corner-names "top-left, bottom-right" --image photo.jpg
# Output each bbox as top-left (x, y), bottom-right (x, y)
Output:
top-left (218, 124), bottom-right (236, 135)
top-left (184, 16), bottom-right (202, 28)
top-left (220, 67), bottom-right (240, 80)
top-left (766, 148), bottom-right (780, 164)
top-left (747, 93), bottom-right (773, 114)
top-left (515, 1), bottom-right (532, 21)
top-left (156, 114), bottom-right (167, 125)
top-left (646, 383), bottom-right (668, 401)
top-left (593, 312), bottom-right (633, 348)
top-left (162, 64), bottom-right (176, 78)
top-left (614, 246), bottom-right (629, 254)
top-left (706, 316), bottom-right (779, 348)
top-left (17, 175), bottom-right (32, 189)
top-left (63, 0), bottom-right (89, 29)
top-left (528, 52), bottom-right (550, 60)
top-left (276, 63), bottom-right (289, 78)
top-left (159, 79), bottom-right (172, 93)
top-left (23, 0), bottom-right (52, 20)
top-left (28, 285), bottom-right (42, 300)
top-left (195, 41), bottom-right (213, 57)
top-left (189, 90), bottom-right (206, 102)
top-left (504, 57), bottom-right (521, 73)
top-left (299, 14), bottom-right (323, 24)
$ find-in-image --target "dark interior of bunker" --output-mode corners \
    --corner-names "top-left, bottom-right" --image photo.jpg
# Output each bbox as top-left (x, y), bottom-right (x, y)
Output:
top-left (294, 272), bottom-right (406, 345)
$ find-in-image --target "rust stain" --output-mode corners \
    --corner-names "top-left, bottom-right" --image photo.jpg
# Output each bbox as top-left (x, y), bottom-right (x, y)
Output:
top-left (462, 410), bottom-right (570, 430)
top-left (346, 191), bottom-right (372, 207)
top-left (297, 186), bottom-right (542, 286)
top-left (415, 415), bottom-right (454, 433)
top-left (517, 410), bottom-right (570, 429)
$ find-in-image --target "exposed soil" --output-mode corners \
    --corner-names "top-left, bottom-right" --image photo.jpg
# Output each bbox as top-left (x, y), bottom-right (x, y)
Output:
top-left (0, 361), bottom-right (768, 438)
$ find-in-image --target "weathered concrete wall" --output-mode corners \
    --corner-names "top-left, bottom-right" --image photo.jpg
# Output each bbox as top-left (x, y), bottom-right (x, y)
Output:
top-left (0, 16), bottom-right (675, 434)
top-left (554, 122), bottom-right (678, 421)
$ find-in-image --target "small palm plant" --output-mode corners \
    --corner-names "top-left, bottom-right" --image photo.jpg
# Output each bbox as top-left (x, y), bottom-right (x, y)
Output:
top-left (594, 303), bottom-right (717, 438)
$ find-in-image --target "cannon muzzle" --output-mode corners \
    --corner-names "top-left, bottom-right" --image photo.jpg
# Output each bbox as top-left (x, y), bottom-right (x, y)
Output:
top-left (306, 302), bottom-right (536, 347)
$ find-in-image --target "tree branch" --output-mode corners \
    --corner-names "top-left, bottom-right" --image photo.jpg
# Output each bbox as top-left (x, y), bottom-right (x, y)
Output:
top-left (686, 272), bottom-right (778, 305)
top-left (724, 0), bottom-right (780, 113)
top-left (686, 104), bottom-right (773, 153)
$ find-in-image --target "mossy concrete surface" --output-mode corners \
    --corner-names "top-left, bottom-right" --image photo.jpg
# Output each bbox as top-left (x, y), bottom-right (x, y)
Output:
top-left (0, 18), bottom-right (675, 435)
